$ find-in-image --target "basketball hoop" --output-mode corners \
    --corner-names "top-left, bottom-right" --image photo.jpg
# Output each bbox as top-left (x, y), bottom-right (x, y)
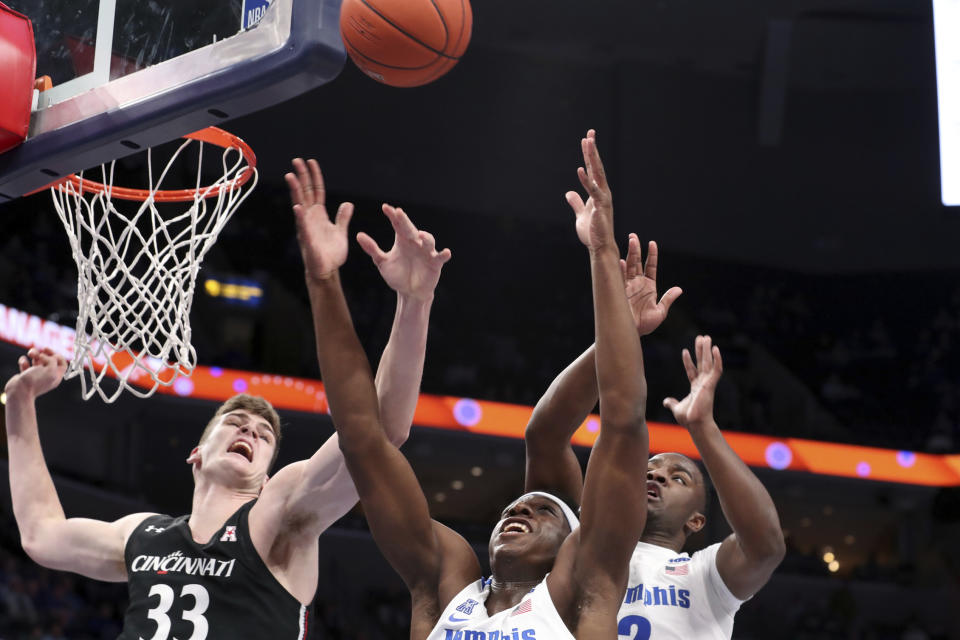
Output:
top-left (50, 126), bottom-right (258, 402)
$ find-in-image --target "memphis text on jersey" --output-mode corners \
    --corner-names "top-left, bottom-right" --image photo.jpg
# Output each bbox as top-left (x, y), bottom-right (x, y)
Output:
top-left (624, 582), bottom-right (691, 608)
top-left (129, 550), bottom-right (236, 578)
top-left (443, 629), bottom-right (536, 640)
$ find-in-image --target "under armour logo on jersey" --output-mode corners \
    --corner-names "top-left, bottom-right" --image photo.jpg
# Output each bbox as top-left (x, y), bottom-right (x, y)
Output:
top-left (220, 526), bottom-right (238, 542)
top-left (145, 525), bottom-right (165, 533)
top-left (455, 598), bottom-right (479, 615)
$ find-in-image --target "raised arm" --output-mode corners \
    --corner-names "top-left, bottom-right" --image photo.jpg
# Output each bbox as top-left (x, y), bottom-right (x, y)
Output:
top-left (663, 336), bottom-right (785, 599)
top-left (358, 204), bottom-right (451, 445)
top-left (276, 159), bottom-right (477, 607)
top-left (256, 171), bottom-right (450, 540)
top-left (549, 131), bottom-right (650, 635)
top-left (524, 235), bottom-right (681, 503)
top-left (4, 348), bottom-right (153, 582)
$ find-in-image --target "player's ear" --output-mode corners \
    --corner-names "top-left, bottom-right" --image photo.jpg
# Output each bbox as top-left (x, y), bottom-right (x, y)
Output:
top-left (186, 446), bottom-right (201, 467)
top-left (684, 511), bottom-right (706, 535)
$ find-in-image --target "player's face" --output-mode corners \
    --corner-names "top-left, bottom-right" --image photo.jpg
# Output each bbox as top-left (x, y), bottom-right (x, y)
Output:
top-left (488, 495), bottom-right (571, 566)
top-left (645, 454), bottom-right (706, 530)
top-left (201, 410), bottom-right (277, 482)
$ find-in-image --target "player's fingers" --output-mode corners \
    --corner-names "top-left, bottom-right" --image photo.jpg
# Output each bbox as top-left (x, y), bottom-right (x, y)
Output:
top-left (419, 231), bottom-right (437, 252)
top-left (626, 233), bottom-right (641, 280)
top-left (584, 133), bottom-right (608, 189)
top-left (436, 247), bottom-right (452, 264)
top-left (18, 355), bottom-right (29, 372)
top-left (620, 259), bottom-right (628, 280)
top-left (335, 202), bottom-right (354, 230)
top-left (701, 335), bottom-right (714, 369)
top-left (565, 191), bottom-right (586, 215)
top-left (658, 287), bottom-right (683, 313)
top-left (713, 346), bottom-right (723, 375)
top-left (663, 397), bottom-right (678, 411)
top-left (284, 172), bottom-right (304, 208)
top-left (307, 159), bottom-right (326, 206)
top-left (384, 204), bottom-right (420, 242)
top-left (644, 240), bottom-right (659, 282)
top-left (292, 158), bottom-right (313, 205)
top-left (681, 348), bottom-right (696, 382)
top-left (576, 165), bottom-right (592, 194)
top-left (356, 232), bottom-right (386, 264)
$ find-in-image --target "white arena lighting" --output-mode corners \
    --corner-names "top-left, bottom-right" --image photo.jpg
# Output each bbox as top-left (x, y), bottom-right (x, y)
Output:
top-left (934, 0), bottom-right (960, 206)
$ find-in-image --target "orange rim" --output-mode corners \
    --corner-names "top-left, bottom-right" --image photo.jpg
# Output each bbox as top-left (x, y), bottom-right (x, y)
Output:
top-left (54, 127), bottom-right (257, 203)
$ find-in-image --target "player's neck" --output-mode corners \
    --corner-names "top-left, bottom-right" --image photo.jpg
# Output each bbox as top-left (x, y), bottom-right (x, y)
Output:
top-left (639, 529), bottom-right (686, 553)
top-left (189, 479), bottom-right (257, 544)
top-left (485, 576), bottom-right (540, 615)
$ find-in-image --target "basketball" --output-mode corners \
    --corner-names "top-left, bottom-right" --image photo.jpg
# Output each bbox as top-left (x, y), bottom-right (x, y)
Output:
top-left (339, 0), bottom-right (472, 88)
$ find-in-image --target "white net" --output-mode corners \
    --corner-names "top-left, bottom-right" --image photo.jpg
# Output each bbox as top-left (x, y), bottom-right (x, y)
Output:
top-left (50, 132), bottom-right (257, 402)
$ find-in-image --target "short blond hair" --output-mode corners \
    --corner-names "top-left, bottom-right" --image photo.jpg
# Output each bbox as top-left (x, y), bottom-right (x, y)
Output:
top-left (199, 394), bottom-right (282, 469)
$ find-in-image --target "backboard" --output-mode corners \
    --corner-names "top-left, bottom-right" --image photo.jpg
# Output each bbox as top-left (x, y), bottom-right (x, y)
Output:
top-left (0, 0), bottom-right (345, 202)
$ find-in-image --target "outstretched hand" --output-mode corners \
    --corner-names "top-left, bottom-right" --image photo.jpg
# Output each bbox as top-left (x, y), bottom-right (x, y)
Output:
top-left (566, 129), bottom-right (615, 251)
top-left (663, 335), bottom-right (723, 429)
top-left (356, 205), bottom-right (452, 302)
top-left (620, 235), bottom-right (683, 336)
top-left (286, 158), bottom-right (354, 281)
top-left (5, 347), bottom-right (67, 399)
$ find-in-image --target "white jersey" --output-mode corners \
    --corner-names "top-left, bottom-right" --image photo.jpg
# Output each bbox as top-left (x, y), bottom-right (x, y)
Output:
top-left (426, 576), bottom-right (574, 640)
top-left (617, 542), bottom-right (745, 640)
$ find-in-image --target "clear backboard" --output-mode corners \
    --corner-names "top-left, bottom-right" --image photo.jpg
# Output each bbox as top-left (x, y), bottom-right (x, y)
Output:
top-left (0, 0), bottom-right (345, 201)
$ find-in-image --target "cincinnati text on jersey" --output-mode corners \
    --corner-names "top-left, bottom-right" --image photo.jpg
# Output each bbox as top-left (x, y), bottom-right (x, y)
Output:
top-left (130, 551), bottom-right (236, 578)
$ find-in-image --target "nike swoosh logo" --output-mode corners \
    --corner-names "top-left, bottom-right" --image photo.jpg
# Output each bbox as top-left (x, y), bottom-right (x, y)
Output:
top-left (448, 614), bottom-right (470, 623)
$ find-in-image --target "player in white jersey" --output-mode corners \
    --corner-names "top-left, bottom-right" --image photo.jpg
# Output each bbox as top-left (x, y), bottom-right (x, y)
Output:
top-left (297, 129), bottom-right (650, 639)
top-left (524, 268), bottom-right (785, 637)
top-left (4, 161), bottom-right (450, 638)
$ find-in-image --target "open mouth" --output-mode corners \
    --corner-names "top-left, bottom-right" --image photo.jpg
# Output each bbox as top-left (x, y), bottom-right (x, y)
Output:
top-left (647, 482), bottom-right (661, 500)
top-left (227, 440), bottom-right (253, 462)
top-left (501, 519), bottom-right (531, 535)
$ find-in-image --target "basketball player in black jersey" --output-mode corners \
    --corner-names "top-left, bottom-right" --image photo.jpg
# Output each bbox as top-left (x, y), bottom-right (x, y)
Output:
top-left (294, 130), bottom-right (651, 639)
top-left (4, 169), bottom-right (451, 639)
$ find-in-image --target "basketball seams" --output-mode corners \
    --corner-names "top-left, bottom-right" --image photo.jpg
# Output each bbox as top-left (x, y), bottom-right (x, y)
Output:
top-left (428, 0), bottom-right (451, 54)
top-left (359, 0), bottom-right (460, 61)
top-left (340, 0), bottom-right (471, 86)
top-left (343, 34), bottom-right (446, 71)
top-left (446, 0), bottom-right (469, 58)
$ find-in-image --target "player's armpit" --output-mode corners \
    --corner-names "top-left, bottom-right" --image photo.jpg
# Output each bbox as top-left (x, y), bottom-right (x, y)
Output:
top-left (715, 532), bottom-right (784, 600)
top-left (24, 512), bottom-right (155, 582)
top-left (433, 521), bottom-right (483, 607)
top-left (253, 433), bottom-right (359, 545)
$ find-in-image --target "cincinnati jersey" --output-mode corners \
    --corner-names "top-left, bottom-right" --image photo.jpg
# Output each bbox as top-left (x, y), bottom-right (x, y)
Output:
top-left (120, 501), bottom-right (312, 640)
top-left (427, 577), bottom-right (574, 640)
top-left (617, 542), bottom-right (745, 640)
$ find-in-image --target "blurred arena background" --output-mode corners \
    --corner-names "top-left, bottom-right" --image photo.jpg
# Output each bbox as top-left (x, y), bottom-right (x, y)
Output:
top-left (1, 0), bottom-right (959, 637)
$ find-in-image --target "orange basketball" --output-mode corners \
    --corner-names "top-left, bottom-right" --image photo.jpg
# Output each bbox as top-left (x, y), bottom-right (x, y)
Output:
top-left (339, 0), bottom-right (472, 88)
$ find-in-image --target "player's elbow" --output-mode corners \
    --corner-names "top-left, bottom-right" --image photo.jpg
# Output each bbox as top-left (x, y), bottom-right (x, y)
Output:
top-left (336, 417), bottom-right (388, 457)
top-left (598, 397), bottom-right (647, 436)
top-left (20, 531), bottom-right (61, 570)
top-left (748, 527), bottom-right (786, 566)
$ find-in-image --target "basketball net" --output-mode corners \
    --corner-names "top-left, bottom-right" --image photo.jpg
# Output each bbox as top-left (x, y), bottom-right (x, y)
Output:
top-left (49, 128), bottom-right (257, 402)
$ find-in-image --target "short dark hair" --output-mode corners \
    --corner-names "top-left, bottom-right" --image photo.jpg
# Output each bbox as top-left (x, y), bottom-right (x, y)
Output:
top-left (199, 394), bottom-right (282, 468)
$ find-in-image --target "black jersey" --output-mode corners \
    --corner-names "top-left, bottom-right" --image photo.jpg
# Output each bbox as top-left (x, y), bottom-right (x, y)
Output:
top-left (120, 500), bottom-right (313, 640)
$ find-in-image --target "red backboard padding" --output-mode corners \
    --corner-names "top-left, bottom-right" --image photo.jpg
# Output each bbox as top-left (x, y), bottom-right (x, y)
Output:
top-left (0, 2), bottom-right (35, 154)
